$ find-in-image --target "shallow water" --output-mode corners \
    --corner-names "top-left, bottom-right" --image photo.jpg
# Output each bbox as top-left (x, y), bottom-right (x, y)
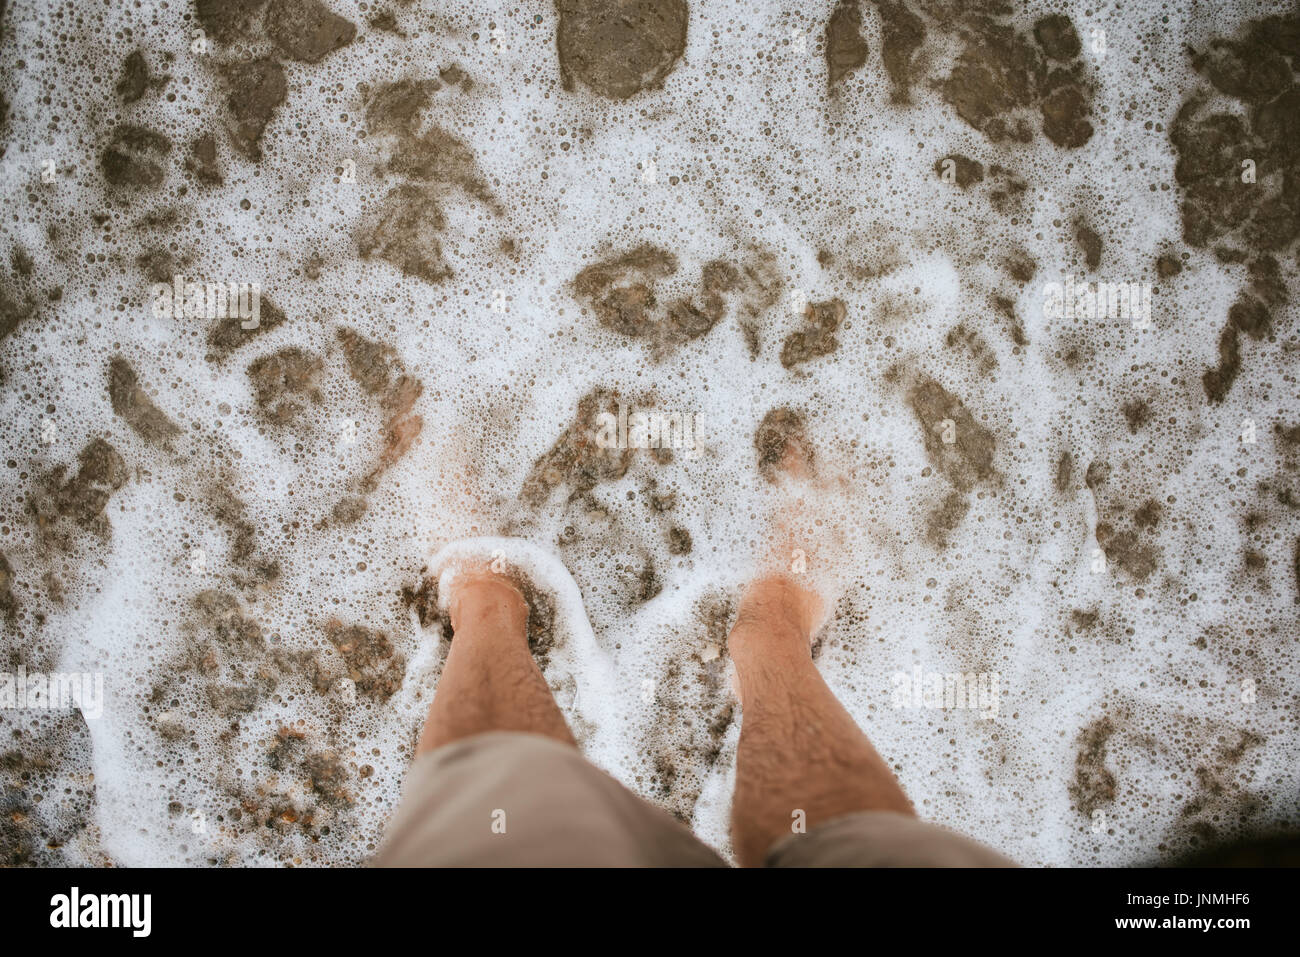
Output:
top-left (0, 0), bottom-right (1297, 866)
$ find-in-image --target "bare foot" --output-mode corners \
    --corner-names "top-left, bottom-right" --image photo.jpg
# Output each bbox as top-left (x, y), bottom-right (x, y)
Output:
top-left (444, 563), bottom-right (529, 636)
top-left (726, 575), bottom-right (828, 711)
top-left (728, 575), bottom-right (913, 866)
top-left (731, 575), bottom-right (824, 656)
top-left (418, 560), bottom-right (572, 753)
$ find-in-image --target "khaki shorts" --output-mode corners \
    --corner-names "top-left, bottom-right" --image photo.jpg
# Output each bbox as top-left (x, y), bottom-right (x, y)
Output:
top-left (374, 731), bottom-right (1015, 867)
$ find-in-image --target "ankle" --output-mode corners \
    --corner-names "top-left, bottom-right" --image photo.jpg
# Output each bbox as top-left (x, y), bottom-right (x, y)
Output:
top-left (728, 575), bottom-right (823, 660)
top-left (448, 575), bottom-right (529, 634)
top-left (728, 617), bottom-right (810, 665)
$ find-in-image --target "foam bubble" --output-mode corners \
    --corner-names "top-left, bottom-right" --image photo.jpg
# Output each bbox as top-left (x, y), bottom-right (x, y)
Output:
top-left (0, 0), bottom-right (1296, 866)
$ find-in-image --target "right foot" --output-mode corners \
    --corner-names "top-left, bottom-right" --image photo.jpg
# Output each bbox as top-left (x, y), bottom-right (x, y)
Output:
top-left (728, 574), bottom-right (825, 668)
top-left (445, 564), bottom-right (529, 636)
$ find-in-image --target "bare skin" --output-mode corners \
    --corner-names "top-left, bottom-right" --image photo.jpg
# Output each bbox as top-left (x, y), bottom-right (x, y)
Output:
top-left (415, 564), bottom-right (911, 867)
top-left (728, 574), bottom-right (913, 867)
top-left (416, 567), bottom-right (574, 756)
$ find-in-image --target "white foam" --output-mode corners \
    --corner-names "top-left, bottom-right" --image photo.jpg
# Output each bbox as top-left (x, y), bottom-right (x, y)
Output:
top-left (0, 0), bottom-right (1296, 866)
